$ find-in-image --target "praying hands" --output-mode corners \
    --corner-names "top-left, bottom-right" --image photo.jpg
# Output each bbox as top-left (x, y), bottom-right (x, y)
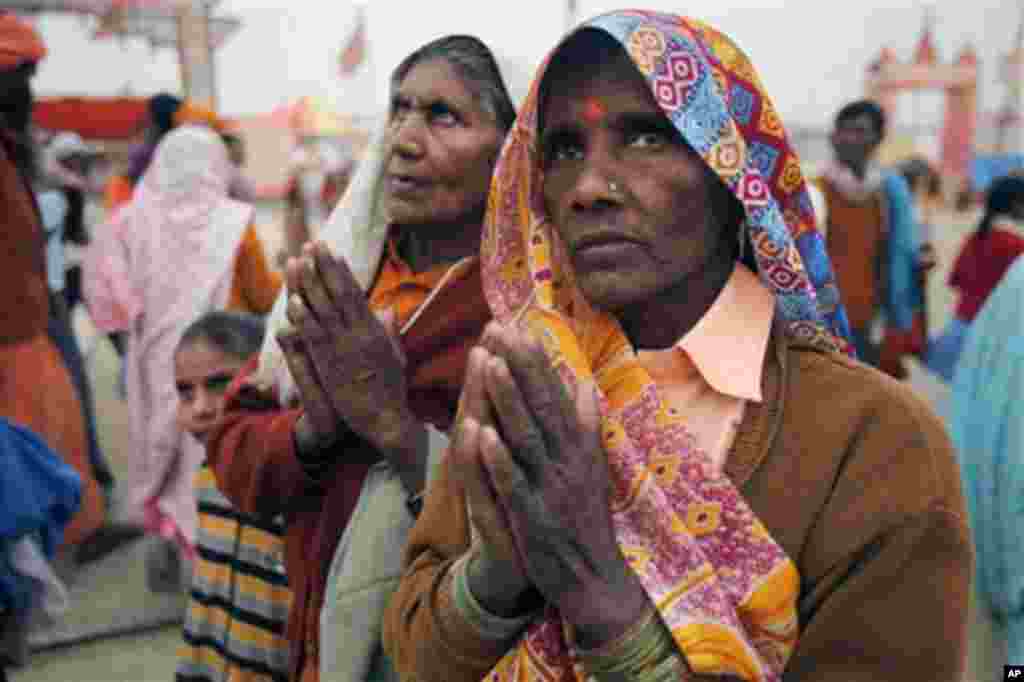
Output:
top-left (277, 241), bottom-right (426, 492)
top-left (454, 322), bottom-right (651, 649)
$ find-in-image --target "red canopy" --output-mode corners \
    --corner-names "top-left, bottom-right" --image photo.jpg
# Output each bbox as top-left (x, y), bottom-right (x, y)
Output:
top-left (33, 96), bottom-right (148, 140)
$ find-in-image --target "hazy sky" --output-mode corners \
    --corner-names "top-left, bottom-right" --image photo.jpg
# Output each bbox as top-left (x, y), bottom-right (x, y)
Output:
top-left (29, 0), bottom-right (1024, 129)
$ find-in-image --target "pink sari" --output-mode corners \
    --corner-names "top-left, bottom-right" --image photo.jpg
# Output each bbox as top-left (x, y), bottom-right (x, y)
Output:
top-left (84, 126), bottom-right (252, 557)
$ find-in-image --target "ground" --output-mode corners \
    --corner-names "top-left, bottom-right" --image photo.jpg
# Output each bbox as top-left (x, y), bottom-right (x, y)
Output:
top-left (9, 207), bottom-right (998, 681)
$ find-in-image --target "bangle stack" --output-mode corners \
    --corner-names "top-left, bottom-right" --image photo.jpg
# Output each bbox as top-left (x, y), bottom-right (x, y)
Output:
top-left (450, 554), bottom-right (535, 642)
top-left (579, 606), bottom-right (686, 682)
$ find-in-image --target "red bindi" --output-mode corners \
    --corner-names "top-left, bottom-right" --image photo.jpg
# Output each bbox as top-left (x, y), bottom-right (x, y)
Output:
top-left (583, 99), bottom-right (606, 123)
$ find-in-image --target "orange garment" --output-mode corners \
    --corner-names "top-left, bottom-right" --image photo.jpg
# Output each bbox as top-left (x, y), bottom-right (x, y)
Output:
top-left (227, 224), bottom-right (283, 315)
top-left (0, 134), bottom-right (102, 550)
top-left (817, 177), bottom-right (885, 332)
top-left (104, 174), bottom-right (134, 214)
top-left (0, 134), bottom-right (49, 344)
top-left (209, 245), bottom-right (491, 682)
top-left (636, 263), bottom-right (773, 476)
top-left (0, 336), bottom-right (104, 548)
top-left (0, 12), bottom-right (46, 69)
top-left (174, 101), bottom-right (225, 131)
top-left (370, 240), bottom-right (467, 326)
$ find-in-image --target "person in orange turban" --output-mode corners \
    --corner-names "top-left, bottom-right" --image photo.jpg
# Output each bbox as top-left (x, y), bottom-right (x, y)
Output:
top-left (0, 11), bottom-right (109, 563)
top-left (0, 12), bottom-right (46, 71)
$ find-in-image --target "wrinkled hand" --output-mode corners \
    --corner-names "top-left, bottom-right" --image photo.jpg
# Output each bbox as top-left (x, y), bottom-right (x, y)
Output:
top-left (475, 323), bottom-right (649, 648)
top-left (275, 325), bottom-right (339, 455)
top-left (454, 346), bottom-right (539, 618)
top-left (284, 241), bottom-right (415, 458)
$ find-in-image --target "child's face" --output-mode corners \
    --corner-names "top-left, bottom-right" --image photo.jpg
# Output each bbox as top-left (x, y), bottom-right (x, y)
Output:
top-left (174, 340), bottom-right (246, 443)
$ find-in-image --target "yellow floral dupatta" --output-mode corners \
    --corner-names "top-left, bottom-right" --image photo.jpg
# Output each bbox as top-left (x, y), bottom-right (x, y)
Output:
top-left (478, 11), bottom-right (851, 682)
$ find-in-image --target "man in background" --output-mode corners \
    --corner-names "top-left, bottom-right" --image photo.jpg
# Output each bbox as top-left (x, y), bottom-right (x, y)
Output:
top-left (813, 99), bottom-right (932, 378)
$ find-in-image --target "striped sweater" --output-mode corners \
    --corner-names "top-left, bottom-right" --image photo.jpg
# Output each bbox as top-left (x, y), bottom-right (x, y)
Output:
top-left (176, 465), bottom-right (292, 682)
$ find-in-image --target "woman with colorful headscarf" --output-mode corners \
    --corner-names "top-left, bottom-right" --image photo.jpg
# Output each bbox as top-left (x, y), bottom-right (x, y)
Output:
top-left (83, 125), bottom-right (281, 570)
top-left (384, 12), bottom-right (970, 682)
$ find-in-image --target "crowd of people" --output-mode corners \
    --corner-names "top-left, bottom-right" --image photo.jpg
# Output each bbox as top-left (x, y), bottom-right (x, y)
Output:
top-left (2, 6), bottom-right (1024, 682)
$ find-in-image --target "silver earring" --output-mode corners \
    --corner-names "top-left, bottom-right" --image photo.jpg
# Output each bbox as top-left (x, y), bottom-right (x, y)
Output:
top-left (737, 227), bottom-right (746, 260)
top-left (608, 181), bottom-right (619, 194)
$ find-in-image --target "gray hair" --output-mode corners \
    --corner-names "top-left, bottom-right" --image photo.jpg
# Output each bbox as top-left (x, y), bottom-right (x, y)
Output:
top-left (390, 34), bottom-right (516, 133)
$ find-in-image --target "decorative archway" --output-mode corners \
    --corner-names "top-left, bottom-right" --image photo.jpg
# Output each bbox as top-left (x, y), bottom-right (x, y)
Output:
top-left (864, 16), bottom-right (977, 181)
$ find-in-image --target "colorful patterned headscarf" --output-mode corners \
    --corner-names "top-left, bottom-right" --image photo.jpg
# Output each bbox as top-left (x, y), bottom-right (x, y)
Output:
top-left (479, 11), bottom-right (851, 682)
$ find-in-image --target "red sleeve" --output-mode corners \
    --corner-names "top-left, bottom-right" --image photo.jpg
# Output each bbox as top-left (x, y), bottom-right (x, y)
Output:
top-left (993, 229), bottom-right (1024, 264)
top-left (205, 356), bottom-right (321, 519)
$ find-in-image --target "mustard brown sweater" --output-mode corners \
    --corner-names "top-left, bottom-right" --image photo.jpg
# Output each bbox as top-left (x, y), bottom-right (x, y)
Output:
top-left (383, 328), bottom-right (972, 682)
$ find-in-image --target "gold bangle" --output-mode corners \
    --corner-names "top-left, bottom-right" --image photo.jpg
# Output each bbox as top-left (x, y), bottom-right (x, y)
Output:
top-left (581, 606), bottom-right (682, 682)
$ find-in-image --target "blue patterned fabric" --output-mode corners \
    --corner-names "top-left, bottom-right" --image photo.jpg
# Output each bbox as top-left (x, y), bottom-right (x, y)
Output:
top-left (578, 11), bottom-right (853, 352)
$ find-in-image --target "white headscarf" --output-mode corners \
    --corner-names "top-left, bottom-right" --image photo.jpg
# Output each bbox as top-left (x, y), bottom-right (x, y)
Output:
top-left (83, 125), bottom-right (256, 552)
top-left (256, 121), bottom-right (393, 403)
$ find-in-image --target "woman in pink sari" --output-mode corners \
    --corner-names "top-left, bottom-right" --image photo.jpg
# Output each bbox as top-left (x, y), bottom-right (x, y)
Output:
top-left (85, 125), bottom-right (277, 568)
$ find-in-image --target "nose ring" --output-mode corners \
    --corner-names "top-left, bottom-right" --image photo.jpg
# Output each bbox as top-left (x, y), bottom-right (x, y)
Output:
top-left (395, 139), bottom-right (423, 157)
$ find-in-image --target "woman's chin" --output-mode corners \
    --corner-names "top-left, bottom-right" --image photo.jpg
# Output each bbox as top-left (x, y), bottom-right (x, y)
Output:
top-left (188, 427), bottom-right (214, 445)
top-left (385, 198), bottom-right (429, 226)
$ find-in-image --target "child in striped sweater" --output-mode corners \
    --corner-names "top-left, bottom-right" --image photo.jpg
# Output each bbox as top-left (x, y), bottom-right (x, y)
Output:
top-left (172, 312), bottom-right (292, 682)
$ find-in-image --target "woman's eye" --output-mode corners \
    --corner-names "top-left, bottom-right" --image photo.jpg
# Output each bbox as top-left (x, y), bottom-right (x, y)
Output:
top-left (555, 145), bottom-right (584, 161)
top-left (627, 132), bottom-right (667, 148)
top-left (429, 104), bottom-right (459, 126)
top-left (546, 139), bottom-right (584, 163)
top-left (205, 374), bottom-right (235, 394)
top-left (177, 388), bottom-right (194, 403)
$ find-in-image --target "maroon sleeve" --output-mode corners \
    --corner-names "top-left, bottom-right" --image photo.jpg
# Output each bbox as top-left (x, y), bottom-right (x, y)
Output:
top-left (205, 356), bottom-right (321, 519)
top-left (995, 230), bottom-right (1024, 269)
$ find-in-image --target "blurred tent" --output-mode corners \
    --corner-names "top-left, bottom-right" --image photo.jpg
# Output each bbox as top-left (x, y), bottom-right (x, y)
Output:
top-left (236, 96), bottom-right (374, 201)
top-left (0, 1), bottom-right (238, 48)
top-left (33, 96), bottom-right (148, 140)
top-left (1, 1), bottom-right (242, 108)
top-left (266, 95), bottom-right (372, 143)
